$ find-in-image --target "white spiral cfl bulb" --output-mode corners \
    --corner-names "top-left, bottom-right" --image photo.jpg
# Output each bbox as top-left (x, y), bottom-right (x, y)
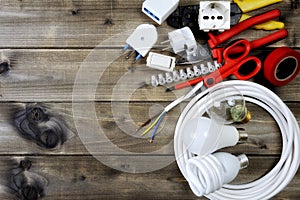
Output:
top-left (186, 152), bottom-right (249, 197)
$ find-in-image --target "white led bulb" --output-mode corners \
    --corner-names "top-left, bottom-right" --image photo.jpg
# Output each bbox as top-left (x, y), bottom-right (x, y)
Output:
top-left (182, 117), bottom-right (245, 156)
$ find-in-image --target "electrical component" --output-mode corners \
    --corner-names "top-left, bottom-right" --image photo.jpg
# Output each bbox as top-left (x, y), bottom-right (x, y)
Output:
top-left (150, 60), bottom-right (220, 87)
top-left (146, 52), bottom-right (176, 72)
top-left (206, 84), bottom-right (251, 124)
top-left (165, 72), bottom-right (173, 83)
top-left (186, 67), bottom-right (194, 79)
top-left (182, 117), bottom-right (247, 156)
top-left (142, 0), bottom-right (180, 25)
top-left (151, 75), bottom-right (159, 87)
top-left (199, 1), bottom-right (231, 32)
top-left (186, 152), bottom-right (249, 196)
top-left (162, 27), bottom-right (212, 62)
top-left (172, 70), bottom-right (180, 82)
top-left (174, 80), bottom-right (300, 199)
top-left (179, 69), bottom-right (187, 80)
top-left (158, 74), bottom-right (166, 85)
top-left (162, 27), bottom-right (198, 62)
top-left (124, 24), bottom-right (158, 62)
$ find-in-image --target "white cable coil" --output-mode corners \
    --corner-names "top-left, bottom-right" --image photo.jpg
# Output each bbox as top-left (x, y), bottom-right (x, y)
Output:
top-left (174, 80), bottom-right (300, 199)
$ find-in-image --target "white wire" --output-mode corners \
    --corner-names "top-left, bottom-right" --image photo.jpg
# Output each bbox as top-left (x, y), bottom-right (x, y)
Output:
top-left (174, 80), bottom-right (300, 200)
top-left (164, 81), bottom-right (204, 112)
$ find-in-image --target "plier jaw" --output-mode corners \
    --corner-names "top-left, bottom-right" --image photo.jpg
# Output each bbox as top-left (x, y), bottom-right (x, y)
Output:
top-left (230, 3), bottom-right (243, 26)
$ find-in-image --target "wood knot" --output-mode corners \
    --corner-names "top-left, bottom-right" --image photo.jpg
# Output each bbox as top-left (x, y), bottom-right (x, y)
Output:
top-left (19, 160), bottom-right (32, 170)
top-left (104, 18), bottom-right (113, 26)
top-left (0, 61), bottom-right (10, 74)
top-left (71, 8), bottom-right (79, 15)
top-left (21, 185), bottom-right (38, 200)
top-left (14, 104), bottom-right (73, 150)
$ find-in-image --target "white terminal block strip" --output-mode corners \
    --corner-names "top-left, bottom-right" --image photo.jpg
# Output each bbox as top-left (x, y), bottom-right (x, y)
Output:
top-left (147, 52), bottom-right (176, 72)
top-left (199, 1), bottom-right (231, 32)
top-left (142, 0), bottom-right (180, 25)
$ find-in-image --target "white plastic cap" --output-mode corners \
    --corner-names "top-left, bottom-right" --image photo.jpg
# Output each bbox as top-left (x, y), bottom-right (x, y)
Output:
top-left (126, 24), bottom-right (158, 57)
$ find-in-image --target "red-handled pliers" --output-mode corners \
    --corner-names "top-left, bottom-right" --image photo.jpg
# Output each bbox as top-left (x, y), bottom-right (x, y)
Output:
top-left (209, 9), bottom-right (288, 63)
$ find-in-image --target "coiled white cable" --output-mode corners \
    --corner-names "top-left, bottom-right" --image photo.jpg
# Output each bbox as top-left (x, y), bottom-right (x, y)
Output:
top-left (174, 80), bottom-right (300, 200)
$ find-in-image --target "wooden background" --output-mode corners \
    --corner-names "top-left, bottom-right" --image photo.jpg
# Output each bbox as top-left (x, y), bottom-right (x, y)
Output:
top-left (0, 0), bottom-right (299, 199)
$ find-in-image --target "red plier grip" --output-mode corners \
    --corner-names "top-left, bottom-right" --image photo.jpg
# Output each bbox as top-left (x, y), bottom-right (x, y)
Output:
top-left (211, 29), bottom-right (288, 62)
top-left (208, 9), bottom-right (281, 49)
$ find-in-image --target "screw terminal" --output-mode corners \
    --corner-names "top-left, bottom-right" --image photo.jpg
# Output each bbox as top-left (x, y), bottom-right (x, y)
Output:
top-left (179, 69), bottom-right (188, 80)
top-left (151, 61), bottom-right (221, 86)
top-left (158, 74), bottom-right (166, 85)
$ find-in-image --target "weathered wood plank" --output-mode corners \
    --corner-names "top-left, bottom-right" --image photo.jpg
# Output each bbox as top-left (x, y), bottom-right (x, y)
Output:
top-left (0, 102), bottom-right (298, 155)
top-left (0, 1), bottom-right (297, 48)
top-left (0, 49), bottom-right (299, 102)
top-left (0, 155), bottom-right (298, 200)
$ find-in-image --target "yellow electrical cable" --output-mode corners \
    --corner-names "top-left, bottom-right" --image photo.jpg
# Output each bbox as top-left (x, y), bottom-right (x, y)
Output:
top-left (141, 111), bottom-right (165, 136)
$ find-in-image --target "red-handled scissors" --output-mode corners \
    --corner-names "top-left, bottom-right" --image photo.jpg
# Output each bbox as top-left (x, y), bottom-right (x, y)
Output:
top-left (203, 39), bottom-right (261, 87)
top-left (166, 39), bottom-right (261, 91)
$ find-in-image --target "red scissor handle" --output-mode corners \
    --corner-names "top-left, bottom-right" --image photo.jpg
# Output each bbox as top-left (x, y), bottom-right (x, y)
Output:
top-left (212, 29), bottom-right (288, 63)
top-left (203, 40), bottom-right (261, 87)
top-left (208, 9), bottom-right (281, 49)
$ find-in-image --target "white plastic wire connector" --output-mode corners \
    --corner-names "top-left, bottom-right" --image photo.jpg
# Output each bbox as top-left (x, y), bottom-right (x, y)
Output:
top-left (151, 61), bottom-right (220, 86)
top-left (125, 24), bottom-right (158, 62)
top-left (179, 69), bottom-right (188, 80)
top-left (186, 67), bottom-right (195, 79)
top-left (158, 74), bottom-right (166, 85)
top-left (172, 70), bottom-right (180, 82)
top-left (193, 65), bottom-right (202, 77)
top-left (200, 63), bottom-right (209, 75)
top-left (151, 75), bottom-right (159, 87)
top-left (165, 72), bottom-right (173, 84)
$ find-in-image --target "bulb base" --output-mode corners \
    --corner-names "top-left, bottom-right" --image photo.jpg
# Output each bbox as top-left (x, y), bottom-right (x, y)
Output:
top-left (242, 111), bottom-right (252, 123)
top-left (237, 154), bottom-right (249, 169)
top-left (238, 130), bottom-right (248, 143)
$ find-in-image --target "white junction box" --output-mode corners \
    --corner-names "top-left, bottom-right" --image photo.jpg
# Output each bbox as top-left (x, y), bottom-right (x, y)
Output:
top-left (142, 0), bottom-right (180, 25)
top-left (199, 1), bottom-right (231, 32)
top-left (146, 52), bottom-right (176, 72)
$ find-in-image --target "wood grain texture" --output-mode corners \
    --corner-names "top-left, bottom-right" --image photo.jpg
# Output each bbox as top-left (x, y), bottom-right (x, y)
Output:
top-left (0, 0), bottom-right (299, 199)
top-left (0, 49), bottom-right (299, 102)
top-left (0, 0), bottom-right (297, 48)
top-left (0, 156), bottom-right (298, 200)
top-left (0, 102), bottom-right (298, 155)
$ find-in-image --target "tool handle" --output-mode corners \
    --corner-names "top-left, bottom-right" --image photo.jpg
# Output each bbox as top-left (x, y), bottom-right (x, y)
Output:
top-left (250, 29), bottom-right (288, 49)
top-left (211, 29), bottom-right (288, 62)
top-left (240, 14), bottom-right (285, 30)
top-left (233, 0), bottom-right (282, 13)
top-left (208, 9), bottom-right (281, 49)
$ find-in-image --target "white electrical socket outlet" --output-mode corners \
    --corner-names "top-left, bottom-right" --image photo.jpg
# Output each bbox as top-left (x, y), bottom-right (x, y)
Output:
top-left (199, 1), bottom-right (231, 32)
